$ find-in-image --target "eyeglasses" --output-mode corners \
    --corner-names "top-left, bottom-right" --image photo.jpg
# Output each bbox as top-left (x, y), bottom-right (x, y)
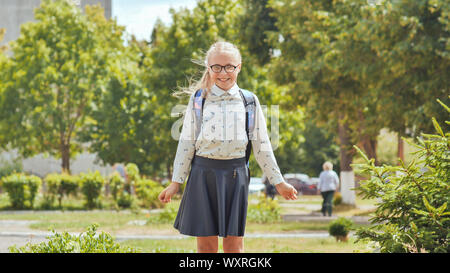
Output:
top-left (209, 64), bottom-right (238, 73)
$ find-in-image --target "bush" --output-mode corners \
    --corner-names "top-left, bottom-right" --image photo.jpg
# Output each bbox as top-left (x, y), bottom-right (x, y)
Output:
top-left (0, 158), bottom-right (22, 182)
top-left (1, 173), bottom-right (41, 209)
top-left (108, 171), bottom-right (125, 201)
top-left (116, 191), bottom-right (138, 209)
top-left (78, 171), bottom-right (104, 209)
top-left (135, 178), bottom-right (165, 209)
top-left (147, 202), bottom-right (178, 224)
top-left (333, 192), bottom-right (343, 206)
top-left (43, 172), bottom-right (78, 208)
top-left (125, 163), bottom-right (139, 193)
top-left (247, 195), bottom-right (281, 223)
top-left (328, 217), bottom-right (353, 242)
top-left (353, 99), bottom-right (450, 253)
top-left (8, 224), bottom-right (139, 253)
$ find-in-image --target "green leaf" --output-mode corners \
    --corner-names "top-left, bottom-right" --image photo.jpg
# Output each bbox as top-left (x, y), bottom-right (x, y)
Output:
top-left (431, 117), bottom-right (444, 137)
top-left (353, 145), bottom-right (370, 164)
top-left (436, 99), bottom-right (450, 113)
top-left (422, 196), bottom-right (435, 213)
top-left (436, 202), bottom-right (447, 215)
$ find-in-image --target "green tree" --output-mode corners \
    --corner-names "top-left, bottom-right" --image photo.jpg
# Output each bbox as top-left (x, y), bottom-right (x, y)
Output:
top-left (355, 0), bottom-right (450, 161)
top-left (354, 99), bottom-right (450, 253)
top-left (237, 0), bottom-right (278, 66)
top-left (78, 37), bottom-right (152, 173)
top-left (0, 0), bottom-right (126, 174)
top-left (268, 0), bottom-right (385, 204)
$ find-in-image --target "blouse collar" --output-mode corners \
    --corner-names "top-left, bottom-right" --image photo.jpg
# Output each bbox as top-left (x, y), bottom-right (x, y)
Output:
top-left (211, 83), bottom-right (240, 97)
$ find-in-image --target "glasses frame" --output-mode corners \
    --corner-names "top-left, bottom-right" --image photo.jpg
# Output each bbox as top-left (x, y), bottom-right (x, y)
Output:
top-left (209, 64), bottom-right (239, 73)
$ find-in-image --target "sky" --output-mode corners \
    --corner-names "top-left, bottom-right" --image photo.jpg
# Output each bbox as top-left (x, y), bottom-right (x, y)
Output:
top-left (112, 0), bottom-right (198, 41)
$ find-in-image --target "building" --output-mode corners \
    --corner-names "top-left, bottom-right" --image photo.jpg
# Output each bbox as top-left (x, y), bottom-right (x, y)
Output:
top-left (0, 0), bottom-right (112, 46)
top-left (0, 0), bottom-right (114, 177)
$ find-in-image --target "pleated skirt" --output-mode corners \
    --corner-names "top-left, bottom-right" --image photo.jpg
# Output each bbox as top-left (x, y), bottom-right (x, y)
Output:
top-left (173, 155), bottom-right (250, 237)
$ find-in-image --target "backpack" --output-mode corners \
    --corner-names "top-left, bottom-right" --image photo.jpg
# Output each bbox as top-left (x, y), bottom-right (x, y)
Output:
top-left (192, 88), bottom-right (256, 169)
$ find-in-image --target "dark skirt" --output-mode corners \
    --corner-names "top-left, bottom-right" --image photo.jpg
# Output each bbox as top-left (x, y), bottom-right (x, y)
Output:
top-left (173, 155), bottom-right (250, 237)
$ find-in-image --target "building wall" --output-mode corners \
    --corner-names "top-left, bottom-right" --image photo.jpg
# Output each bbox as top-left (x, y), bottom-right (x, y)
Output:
top-left (0, 0), bottom-right (112, 46)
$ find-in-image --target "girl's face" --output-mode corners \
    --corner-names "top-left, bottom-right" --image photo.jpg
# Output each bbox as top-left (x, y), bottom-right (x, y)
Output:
top-left (207, 52), bottom-right (241, 91)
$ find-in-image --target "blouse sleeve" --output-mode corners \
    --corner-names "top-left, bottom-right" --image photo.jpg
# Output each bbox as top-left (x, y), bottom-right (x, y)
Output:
top-left (251, 95), bottom-right (285, 185)
top-left (171, 93), bottom-right (196, 184)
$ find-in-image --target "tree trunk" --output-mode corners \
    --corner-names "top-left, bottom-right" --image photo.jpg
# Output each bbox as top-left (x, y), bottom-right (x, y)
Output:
top-left (397, 134), bottom-right (404, 164)
top-left (61, 144), bottom-right (71, 174)
top-left (360, 136), bottom-right (378, 165)
top-left (338, 119), bottom-right (356, 206)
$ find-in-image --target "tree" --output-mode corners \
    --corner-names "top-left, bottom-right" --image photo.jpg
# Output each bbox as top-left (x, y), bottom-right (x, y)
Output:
top-left (0, 0), bottom-right (126, 173)
top-left (237, 0), bottom-right (278, 66)
top-left (78, 36), bottom-right (153, 174)
top-left (355, 0), bottom-right (450, 162)
top-left (354, 99), bottom-right (449, 253)
top-left (268, 0), bottom-right (387, 204)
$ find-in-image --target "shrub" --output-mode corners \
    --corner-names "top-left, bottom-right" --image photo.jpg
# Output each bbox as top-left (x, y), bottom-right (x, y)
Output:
top-left (329, 217), bottom-right (353, 242)
top-left (1, 173), bottom-right (41, 209)
top-left (0, 158), bottom-right (22, 182)
top-left (108, 171), bottom-right (125, 201)
top-left (353, 99), bottom-right (450, 253)
top-left (125, 163), bottom-right (139, 193)
top-left (78, 171), bottom-right (104, 209)
top-left (147, 202), bottom-right (178, 224)
top-left (333, 192), bottom-right (343, 206)
top-left (43, 172), bottom-right (78, 208)
top-left (135, 178), bottom-right (165, 209)
top-left (116, 191), bottom-right (137, 209)
top-left (247, 195), bottom-right (281, 223)
top-left (8, 224), bottom-right (139, 253)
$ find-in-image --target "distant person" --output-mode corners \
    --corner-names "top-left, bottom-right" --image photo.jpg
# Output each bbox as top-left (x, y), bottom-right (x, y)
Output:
top-left (317, 161), bottom-right (339, 216)
top-left (113, 163), bottom-right (127, 180)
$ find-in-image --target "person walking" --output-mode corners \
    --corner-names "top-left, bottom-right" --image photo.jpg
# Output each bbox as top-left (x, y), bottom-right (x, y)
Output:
top-left (158, 41), bottom-right (297, 253)
top-left (317, 161), bottom-right (339, 216)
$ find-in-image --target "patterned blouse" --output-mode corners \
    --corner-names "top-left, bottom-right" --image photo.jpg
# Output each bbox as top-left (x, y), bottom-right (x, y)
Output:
top-left (171, 83), bottom-right (284, 185)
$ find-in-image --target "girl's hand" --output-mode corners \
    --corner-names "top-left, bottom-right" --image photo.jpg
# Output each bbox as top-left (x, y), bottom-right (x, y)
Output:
top-left (158, 182), bottom-right (180, 203)
top-left (275, 182), bottom-right (298, 200)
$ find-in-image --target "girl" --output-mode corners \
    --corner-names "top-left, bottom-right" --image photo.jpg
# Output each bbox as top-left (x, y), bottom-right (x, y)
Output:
top-left (158, 41), bottom-right (297, 253)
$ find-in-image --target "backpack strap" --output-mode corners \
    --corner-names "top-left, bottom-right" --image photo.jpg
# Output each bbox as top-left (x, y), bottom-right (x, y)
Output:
top-left (193, 89), bottom-right (205, 140)
top-left (238, 89), bottom-right (256, 167)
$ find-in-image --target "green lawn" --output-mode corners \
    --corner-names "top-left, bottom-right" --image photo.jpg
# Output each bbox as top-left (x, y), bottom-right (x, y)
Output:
top-left (122, 236), bottom-right (373, 253)
top-left (0, 209), bottom-right (369, 234)
top-left (0, 192), bottom-right (375, 253)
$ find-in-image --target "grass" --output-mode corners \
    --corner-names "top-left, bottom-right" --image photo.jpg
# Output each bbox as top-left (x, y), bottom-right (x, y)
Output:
top-left (0, 192), bottom-right (375, 253)
top-left (121, 236), bottom-right (372, 253)
top-left (0, 209), bottom-right (370, 234)
top-left (0, 193), bottom-right (374, 234)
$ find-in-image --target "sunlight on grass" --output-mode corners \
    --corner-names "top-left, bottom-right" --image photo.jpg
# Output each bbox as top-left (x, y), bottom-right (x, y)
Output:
top-left (122, 236), bottom-right (372, 253)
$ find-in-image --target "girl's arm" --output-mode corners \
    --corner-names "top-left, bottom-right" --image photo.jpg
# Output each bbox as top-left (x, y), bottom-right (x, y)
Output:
top-left (171, 93), bottom-right (197, 184)
top-left (250, 95), bottom-right (285, 186)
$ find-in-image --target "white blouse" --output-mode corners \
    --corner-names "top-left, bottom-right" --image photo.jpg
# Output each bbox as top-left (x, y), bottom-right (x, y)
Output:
top-left (171, 83), bottom-right (284, 185)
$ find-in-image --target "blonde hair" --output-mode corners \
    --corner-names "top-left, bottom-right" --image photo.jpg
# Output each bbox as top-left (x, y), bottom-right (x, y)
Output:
top-left (323, 161), bottom-right (333, 171)
top-left (174, 41), bottom-right (242, 99)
